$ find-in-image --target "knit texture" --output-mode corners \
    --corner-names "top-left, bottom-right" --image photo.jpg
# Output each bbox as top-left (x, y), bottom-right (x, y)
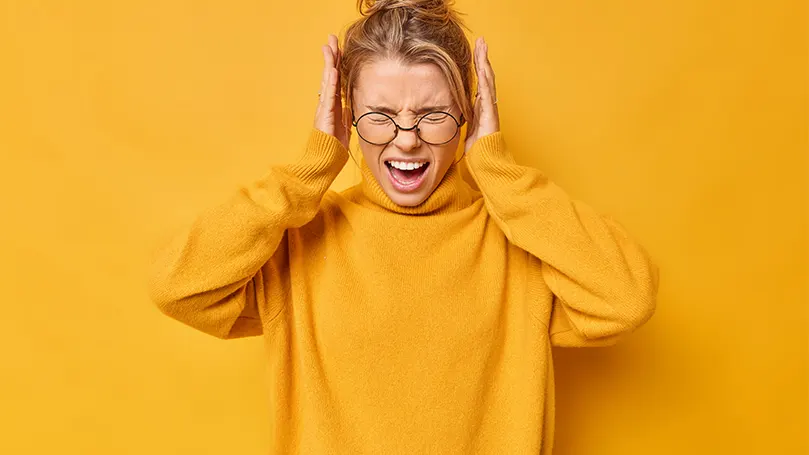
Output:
top-left (149, 129), bottom-right (659, 454)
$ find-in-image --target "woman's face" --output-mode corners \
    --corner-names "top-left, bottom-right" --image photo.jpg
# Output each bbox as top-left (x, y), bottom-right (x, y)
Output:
top-left (352, 59), bottom-right (462, 207)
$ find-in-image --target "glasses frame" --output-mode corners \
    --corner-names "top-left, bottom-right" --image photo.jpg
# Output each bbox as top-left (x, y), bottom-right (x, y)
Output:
top-left (351, 110), bottom-right (464, 146)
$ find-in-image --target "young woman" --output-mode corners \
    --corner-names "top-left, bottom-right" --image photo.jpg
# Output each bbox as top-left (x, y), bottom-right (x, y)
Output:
top-left (149, 0), bottom-right (659, 452)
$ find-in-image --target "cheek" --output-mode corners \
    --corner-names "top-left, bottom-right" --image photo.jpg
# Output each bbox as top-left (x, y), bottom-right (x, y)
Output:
top-left (358, 142), bottom-right (385, 167)
top-left (433, 138), bottom-right (461, 164)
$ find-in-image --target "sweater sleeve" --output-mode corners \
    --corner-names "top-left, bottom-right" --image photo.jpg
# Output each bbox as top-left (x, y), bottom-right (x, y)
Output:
top-left (466, 132), bottom-right (659, 347)
top-left (148, 129), bottom-right (348, 339)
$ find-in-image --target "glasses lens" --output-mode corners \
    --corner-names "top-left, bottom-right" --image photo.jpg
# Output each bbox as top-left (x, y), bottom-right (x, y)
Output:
top-left (417, 112), bottom-right (458, 144)
top-left (357, 113), bottom-right (396, 145)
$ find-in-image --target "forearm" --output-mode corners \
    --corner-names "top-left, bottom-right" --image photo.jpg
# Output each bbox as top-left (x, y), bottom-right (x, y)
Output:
top-left (148, 129), bottom-right (348, 311)
top-left (467, 133), bottom-right (658, 338)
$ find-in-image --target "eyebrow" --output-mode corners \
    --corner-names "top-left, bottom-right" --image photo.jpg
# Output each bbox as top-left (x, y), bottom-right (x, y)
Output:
top-left (365, 104), bottom-right (451, 115)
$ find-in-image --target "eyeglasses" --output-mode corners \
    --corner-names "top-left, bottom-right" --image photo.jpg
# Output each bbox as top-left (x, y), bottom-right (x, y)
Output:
top-left (352, 110), bottom-right (463, 146)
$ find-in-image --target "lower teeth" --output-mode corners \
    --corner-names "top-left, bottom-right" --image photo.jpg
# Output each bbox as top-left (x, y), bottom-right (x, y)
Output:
top-left (388, 164), bottom-right (428, 185)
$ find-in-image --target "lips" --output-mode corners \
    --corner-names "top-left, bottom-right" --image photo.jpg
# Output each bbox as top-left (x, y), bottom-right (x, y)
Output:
top-left (384, 159), bottom-right (430, 193)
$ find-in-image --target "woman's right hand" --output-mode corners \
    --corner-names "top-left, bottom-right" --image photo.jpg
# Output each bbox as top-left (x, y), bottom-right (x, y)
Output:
top-left (314, 34), bottom-right (351, 150)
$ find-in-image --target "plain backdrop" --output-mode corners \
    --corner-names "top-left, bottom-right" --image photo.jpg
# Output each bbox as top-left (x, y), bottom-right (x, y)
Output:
top-left (1, 0), bottom-right (806, 453)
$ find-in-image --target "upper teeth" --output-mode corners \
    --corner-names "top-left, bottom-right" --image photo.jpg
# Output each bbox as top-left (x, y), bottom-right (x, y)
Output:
top-left (388, 161), bottom-right (426, 170)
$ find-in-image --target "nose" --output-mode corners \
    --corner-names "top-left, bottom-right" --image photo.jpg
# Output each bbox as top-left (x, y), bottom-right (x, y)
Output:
top-left (391, 125), bottom-right (421, 153)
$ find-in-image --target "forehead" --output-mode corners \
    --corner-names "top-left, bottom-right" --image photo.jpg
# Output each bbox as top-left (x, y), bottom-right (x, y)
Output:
top-left (353, 59), bottom-right (453, 109)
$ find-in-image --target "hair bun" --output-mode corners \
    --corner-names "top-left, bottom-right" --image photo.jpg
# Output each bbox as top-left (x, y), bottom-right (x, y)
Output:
top-left (358, 0), bottom-right (454, 20)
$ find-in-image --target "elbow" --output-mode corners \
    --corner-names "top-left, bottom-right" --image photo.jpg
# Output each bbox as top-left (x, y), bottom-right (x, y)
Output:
top-left (147, 268), bottom-right (188, 321)
top-left (148, 283), bottom-right (228, 339)
top-left (148, 274), bottom-right (208, 324)
top-left (147, 272), bottom-right (251, 340)
top-left (578, 291), bottom-right (656, 347)
top-left (607, 219), bottom-right (661, 335)
top-left (553, 264), bottom-right (659, 348)
top-left (619, 288), bottom-right (657, 332)
top-left (145, 251), bottom-right (238, 340)
top-left (152, 293), bottom-right (179, 318)
top-left (614, 263), bottom-right (659, 333)
top-left (149, 280), bottom-right (183, 320)
top-left (147, 246), bottom-right (184, 318)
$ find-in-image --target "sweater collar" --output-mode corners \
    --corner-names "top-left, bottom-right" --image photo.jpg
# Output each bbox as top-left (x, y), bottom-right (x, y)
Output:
top-left (357, 159), bottom-right (475, 215)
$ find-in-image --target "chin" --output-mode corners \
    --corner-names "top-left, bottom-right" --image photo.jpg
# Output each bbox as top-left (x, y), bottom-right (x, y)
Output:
top-left (386, 188), bottom-right (431, 207)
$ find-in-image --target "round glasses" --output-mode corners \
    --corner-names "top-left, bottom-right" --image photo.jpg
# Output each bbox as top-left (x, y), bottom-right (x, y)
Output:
top-left (352, 111), bottom-right (462, 146)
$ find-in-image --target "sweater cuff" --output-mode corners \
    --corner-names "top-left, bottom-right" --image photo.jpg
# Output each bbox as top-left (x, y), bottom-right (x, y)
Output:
top-left (469, 131), bottom-right (512, 162)
top-left (305, 128), bottom-right (349, 159)
top-left (288, 128), bottom-right (350, 184)
top-left (467, 132), bottom-right (526, 189)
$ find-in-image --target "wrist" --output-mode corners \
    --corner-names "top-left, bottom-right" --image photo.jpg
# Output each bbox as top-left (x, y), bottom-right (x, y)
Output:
top-left (289, 129), bottom-right (349, 181)
top-left (468, 132), bottom-right (512, 166)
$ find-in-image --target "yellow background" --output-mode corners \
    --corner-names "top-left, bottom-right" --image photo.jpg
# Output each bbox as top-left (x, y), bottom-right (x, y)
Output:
top-left (1, 0), bottom-right (806, 453)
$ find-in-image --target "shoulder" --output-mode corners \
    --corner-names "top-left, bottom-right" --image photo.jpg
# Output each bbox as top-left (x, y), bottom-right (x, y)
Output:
top-left (323, 186), bottom-right (363, 213)
top-left (289, 189), bottom-right (355, 239)
top-left (335, 184), bottom-right (364, 205)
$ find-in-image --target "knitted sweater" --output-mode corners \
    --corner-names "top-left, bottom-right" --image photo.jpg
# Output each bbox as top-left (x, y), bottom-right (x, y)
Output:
top-left (149, 129), bottom-right (659, 454)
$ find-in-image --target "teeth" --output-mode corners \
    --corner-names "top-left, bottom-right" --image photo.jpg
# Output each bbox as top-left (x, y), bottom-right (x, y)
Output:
top-left (388, 160), bottom-right (427, 170)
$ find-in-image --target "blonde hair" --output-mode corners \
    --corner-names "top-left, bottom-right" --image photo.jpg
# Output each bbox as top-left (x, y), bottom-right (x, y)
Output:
top-left (341, 0), bottom-right (475, 125)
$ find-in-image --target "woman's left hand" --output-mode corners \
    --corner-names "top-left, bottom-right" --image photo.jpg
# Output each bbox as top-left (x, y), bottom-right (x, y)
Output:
top-left (465, 37), bottom-right (500, 155)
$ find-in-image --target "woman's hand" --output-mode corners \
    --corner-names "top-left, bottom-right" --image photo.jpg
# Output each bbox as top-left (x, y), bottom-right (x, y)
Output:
top-left (314, 34), bottom-right (352, 150)
top-left (465, 37), bottom-right (500, 155)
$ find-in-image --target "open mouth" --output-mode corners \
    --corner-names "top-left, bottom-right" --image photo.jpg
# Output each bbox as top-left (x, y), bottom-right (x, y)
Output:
top-left (384, 160), bottom-right (431, 193)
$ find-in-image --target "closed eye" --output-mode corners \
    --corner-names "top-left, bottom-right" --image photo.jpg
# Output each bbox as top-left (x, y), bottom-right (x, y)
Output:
top-left (419, 112), bottom-right (452, 124)
top-left (365, 105), bottom-right (452, 116)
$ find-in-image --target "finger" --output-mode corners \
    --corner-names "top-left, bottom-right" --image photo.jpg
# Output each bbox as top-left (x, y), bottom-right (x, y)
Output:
top-left (467, 84), bottom-right (482, 139)
top-left (335, 46), bottom-right (343, 101)
top-left (325, 67), bottom-right (338, 105)
top-left (332, 37), bottom-right (346, 135)
top-left (468, 39), bottom-right (482, 137)
top-left (315, 66), bottom-right (331, 128)
top-left (477, 56), bottom-right (495, 108)
top-left (320, 45), bottom-right (334, 104)
top-left (474, 37), bottom-right (483, 96)
top-left (479, 73), bottom-right (501, 138)
top-left (467, 99), bottom-right (480, 139)
top-left (476, 40), bottom-right (495, 105)
top-left (328, 34), bottom-right (339, 68)
top-left (320, 67), bottom-right (336, 115)
top-left (475, 45), bottom-right (489, 101)
top-left (334, 65), bottom-right (344, 132)
top-left (328, 34), bottom-right (338, 53)
top-left (322, 44), bottom-right (334, 72)
top-left (482, 41), bottom-right (496, 101)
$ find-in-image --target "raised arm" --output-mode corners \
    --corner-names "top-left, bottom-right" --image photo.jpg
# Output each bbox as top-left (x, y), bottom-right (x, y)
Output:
top-left (148, 35), bottom-right (352, 339)
top-left (465, 38), bottom-right (659, 347)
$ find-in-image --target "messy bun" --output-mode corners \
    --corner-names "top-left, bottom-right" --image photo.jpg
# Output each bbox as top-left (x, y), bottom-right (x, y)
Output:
top-left (358, 0), bottom-right (454, 23)
top-left (342, 0), bottom-right (474, 126)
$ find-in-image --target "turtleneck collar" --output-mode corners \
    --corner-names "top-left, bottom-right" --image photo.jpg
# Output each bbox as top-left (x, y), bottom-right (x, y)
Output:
top-left (355, 158), bottom-right (477, 215)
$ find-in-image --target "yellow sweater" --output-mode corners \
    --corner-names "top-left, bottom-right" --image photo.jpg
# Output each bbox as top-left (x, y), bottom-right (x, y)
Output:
top-left (149, 129), bottom-right (659, 454)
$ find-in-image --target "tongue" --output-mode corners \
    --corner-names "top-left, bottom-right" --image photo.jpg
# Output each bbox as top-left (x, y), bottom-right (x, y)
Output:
top-left (391, 166), bottom-right (426, 183)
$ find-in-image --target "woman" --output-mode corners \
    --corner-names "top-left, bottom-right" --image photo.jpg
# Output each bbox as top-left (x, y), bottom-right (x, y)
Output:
top-left (149, 0), bottom-right (659, 452)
